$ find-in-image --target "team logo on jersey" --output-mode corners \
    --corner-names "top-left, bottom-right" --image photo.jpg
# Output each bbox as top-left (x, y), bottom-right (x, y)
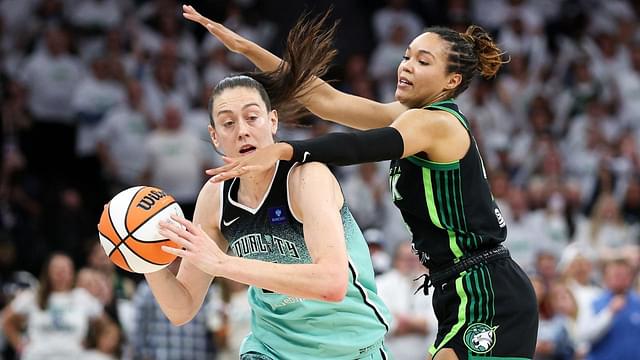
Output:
top-left (494, 207), bottom-right (506, 228)
top-left (268, 206), bottom-right (287, 224)
top-left (464, 323), bottom-right (498, 354)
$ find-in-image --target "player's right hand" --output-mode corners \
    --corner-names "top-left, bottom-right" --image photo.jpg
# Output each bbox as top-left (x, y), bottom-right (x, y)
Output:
top-left (182, 4), bottom-right (248, 54)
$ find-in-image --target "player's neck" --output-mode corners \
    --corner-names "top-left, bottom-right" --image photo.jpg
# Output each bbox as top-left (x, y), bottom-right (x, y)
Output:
top-left (237, 165), bottom-right (277, 208)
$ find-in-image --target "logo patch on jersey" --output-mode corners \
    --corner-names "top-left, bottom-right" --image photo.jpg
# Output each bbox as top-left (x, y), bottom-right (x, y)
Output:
top-left (268, 206), bottom-right (287, 224)
top-left (464, 323), bottom-right (498, 354)
top-left (494, 208), bottom-right (506, 228)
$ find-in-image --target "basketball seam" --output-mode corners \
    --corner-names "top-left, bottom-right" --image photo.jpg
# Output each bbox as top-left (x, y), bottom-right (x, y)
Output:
top-left (114, 247), bottom-right (134, 271)
top-left (120, 238), bottom-right (172, 266)
top-left (127, 200), bottom-right (177, 236)
top-left (124, 186), bottom-right (149, 234)
top-left (98, 230), bottom-right (121, 257)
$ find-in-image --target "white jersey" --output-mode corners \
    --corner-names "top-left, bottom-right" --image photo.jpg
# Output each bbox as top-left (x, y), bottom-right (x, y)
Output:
top-left (11, 288), bottom-right (103, 360)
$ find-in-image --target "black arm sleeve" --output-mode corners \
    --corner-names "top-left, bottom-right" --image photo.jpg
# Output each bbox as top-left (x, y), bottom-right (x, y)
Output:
top-left (287, 127), bottom-right (405, 166)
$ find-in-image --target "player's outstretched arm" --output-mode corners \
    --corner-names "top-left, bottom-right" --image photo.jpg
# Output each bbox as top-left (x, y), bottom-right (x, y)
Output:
top-left (206, 108), bottom-right (469, 183)
top-left (182, 4), bottom-right (407, 130)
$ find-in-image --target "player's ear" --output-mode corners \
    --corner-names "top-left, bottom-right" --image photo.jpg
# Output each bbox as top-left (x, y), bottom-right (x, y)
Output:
top-left (209, 124), bottom-right (220, 148)
top-left (445, 73), bottom-right (462, 90)
top-left (270, 109), bottom-right (278, 135)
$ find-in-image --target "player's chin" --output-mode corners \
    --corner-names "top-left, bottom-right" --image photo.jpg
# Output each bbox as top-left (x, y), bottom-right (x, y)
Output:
top-left (394, 89), bottom-right (410, 105)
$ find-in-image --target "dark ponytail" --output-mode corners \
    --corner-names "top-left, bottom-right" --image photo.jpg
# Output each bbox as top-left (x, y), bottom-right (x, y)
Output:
top-left (462, 25), bottom-right (506, 78)
top-left (210, 10), bottom-right (338, 124)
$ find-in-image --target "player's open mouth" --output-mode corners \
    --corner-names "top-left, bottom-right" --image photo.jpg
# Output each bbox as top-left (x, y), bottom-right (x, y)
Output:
top-left (239, 145), bottom-right (256, 154)
top-left (398, 77), bottom-right (413, 87)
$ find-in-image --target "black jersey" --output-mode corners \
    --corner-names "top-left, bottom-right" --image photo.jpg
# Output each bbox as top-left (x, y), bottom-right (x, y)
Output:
top-left (389, 99), bottom-right (507, 270)
top-left (219, 160), bottom-right (310, 264)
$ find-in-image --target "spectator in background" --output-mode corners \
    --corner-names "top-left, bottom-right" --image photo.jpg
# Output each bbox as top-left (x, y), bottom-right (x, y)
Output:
top-left (18, 25), bottom-right (84, 184)
top-left (342, 163), bottom-right (387, 231)
top-left (372, 0), bottom-right (423, 44)
top-left (369, 24), bottom-right (410, 102)
top-left (578, 258), bottom-right (640, 360)
top-left (96, 79), bottom-right (155, 196)
top-left (363, 228), bottom-right (391, 276)
top-left (502, 187), bottom-right (540, 272)
top-left (550, 282), bottom-right (583, 358)
top-left (184, 84), bottom-right (225, 170)
top-left (535, 250), bottom-right (559, 286)
top-left (2, 253), bottom-right (103, 360)
top-left (531, 276), bottom-right (575, 360)
top-left (142, 42), bottom-right (191, 122)
top-left (376, 241), bottom-right (436, 360)
top-left (131, 261), bottom-right (217, 360)
top-left (84, 241), bottom-right (136, 341)
top-left (142, 104), bottom-right (208, 220)
top-left (71, 55), bottom-right (126, 216)
top-left (621, 176), bottom-right (640, 224)
top-left (81, 317), bottom-right (122, 360)
top-left (573, 193), bottom-right (638, 260)
top-left (209, 278), bottom-right (250, 360)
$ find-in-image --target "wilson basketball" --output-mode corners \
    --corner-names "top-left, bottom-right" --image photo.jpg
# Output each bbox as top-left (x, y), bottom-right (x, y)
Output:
top-left (97, 186), bottom-right (183, 273)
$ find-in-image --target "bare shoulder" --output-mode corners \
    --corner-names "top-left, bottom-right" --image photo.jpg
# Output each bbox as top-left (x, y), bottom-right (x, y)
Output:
top-left (193, 181), bottom-right (222, 227)
top-left (288, 162), bottom-right (338, 191)
top-left (288, 162), bottom-right (342, 218)
top-left (394, 108), bottom-right (462, 137)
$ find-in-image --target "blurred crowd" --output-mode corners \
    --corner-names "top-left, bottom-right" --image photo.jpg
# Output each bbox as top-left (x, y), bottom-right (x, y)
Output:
top-left (1, 0), bottom-right (640, 359)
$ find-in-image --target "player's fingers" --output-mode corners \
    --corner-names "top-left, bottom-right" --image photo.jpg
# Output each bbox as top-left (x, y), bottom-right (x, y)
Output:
top-left (205, 166), bottom-right (229, 176)
top-left (170, 214), bottom-right (201, 235)
top-left (158, 227), bottom-right (194, 250)
top-left (161, 245), bottom-right (187, 257)
top-left (158, 219), bottom-right (190, 240)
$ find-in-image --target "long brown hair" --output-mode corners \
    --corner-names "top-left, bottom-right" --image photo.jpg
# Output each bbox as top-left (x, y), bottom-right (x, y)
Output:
top-left (425, 25), bottom-right (508, 97)
top-left (210, 10), bottom-right (338, 124)
top-left (37, 252), bottom-right (75, 310)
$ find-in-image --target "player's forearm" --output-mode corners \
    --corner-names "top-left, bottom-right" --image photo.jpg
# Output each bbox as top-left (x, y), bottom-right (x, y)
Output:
top-left (219, 257), bottom-right (347, 302)
top-left (241, 40), bottom-right (284, 72)
top-left (144, 269), bottom-right (200, 325)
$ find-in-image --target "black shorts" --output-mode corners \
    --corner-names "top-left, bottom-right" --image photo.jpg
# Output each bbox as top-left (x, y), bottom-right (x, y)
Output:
top-left (429, 257), bottom-right (538, 360)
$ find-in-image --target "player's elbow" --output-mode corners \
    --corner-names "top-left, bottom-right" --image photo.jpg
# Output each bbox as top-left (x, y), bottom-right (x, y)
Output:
top-left (320, 271), bottom-right (348, 302)
top-left (166, 312), bottom-right (196, 327)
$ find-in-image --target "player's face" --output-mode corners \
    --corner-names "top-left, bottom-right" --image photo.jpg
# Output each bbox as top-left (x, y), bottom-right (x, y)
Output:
top-left (209, 87), bottom-right (278, 157)
top-left (395, 32), bottom-right (461, 107)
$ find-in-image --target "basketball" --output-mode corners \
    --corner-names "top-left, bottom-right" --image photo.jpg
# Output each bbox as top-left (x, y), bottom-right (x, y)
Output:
top-left (97, 186), bottom-right (183, 273)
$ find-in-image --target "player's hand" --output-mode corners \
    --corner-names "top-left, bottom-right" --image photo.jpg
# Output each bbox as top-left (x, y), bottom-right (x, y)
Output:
top-left (206, 143), bottom-right (292, 183)
top-left (158, 214), bottom-right (227, 275)
top-left (182, 4), bottom-right (248, 54)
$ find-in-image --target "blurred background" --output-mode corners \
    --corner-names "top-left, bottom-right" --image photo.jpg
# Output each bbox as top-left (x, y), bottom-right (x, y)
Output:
top-left (0, 0), bottom-right (639, 359)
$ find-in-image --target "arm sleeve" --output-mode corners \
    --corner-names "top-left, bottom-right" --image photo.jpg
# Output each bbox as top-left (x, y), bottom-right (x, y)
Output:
top-left (287, 127), bottom-right (404, 166)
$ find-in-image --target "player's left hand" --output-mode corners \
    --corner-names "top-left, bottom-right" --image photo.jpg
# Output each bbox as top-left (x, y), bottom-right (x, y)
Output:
top-left (158, 214), bottom-right (227, 275)
top-left (205, 143), bottom-right (291, 183)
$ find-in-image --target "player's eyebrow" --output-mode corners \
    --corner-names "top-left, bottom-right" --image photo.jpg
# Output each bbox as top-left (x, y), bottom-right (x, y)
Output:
top-left (407, 46), bottom-right (436, 60)
top-left (216, 103), bottom-right (262, 117)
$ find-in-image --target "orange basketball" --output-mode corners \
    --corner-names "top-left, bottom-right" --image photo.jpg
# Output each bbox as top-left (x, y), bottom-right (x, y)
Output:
top-left (97, 186), bottom-right (183, 273)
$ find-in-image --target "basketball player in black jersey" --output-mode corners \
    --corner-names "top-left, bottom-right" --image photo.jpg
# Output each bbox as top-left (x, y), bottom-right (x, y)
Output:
top-left (184, 4), bottom-right (538, 360)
